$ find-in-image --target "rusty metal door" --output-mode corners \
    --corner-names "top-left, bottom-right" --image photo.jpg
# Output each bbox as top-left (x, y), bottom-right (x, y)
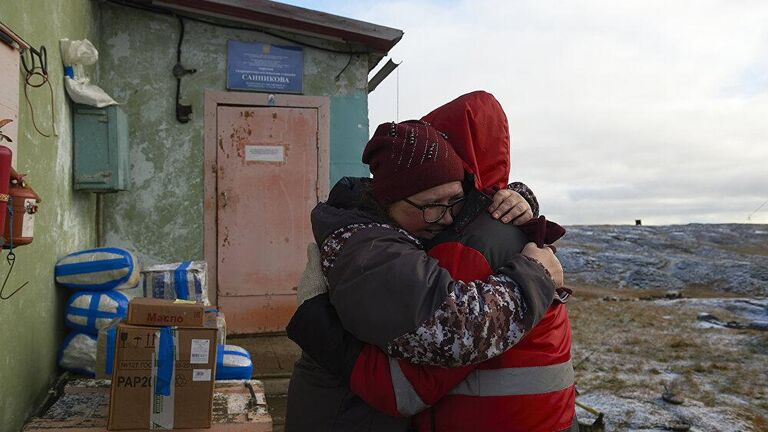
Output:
top-left (215, 105), bottom-right (319, 333)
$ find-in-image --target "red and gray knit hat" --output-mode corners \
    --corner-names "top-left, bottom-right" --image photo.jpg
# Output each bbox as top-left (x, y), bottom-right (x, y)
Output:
top-left (362, 120), bottom-right (465, 205)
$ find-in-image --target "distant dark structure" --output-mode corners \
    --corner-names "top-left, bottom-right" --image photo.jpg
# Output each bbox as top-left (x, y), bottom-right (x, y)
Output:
top-left (635, 219), bottom-right (642, 226)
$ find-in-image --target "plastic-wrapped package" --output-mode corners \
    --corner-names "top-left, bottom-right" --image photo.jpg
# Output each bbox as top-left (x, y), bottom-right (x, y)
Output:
top-left (55, 247), bottom-right (140, 291)
top-left (58, 332), bottom-right (97, 376)
top-left (63, 78), bottom-right (119, 107)
top-left (143, 261), bottom-right (209, 305)
top-left (215, 345), bottom-right (253, 381)
top-left (59, 38), bottom-right (118, 107)
top-left (65, 290), bottom-right (131, 335)
top-left (60, 38), bottom-right (98, 65)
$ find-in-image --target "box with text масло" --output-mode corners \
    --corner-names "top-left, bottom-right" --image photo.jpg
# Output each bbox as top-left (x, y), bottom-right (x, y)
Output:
top-left (126, 298), bottom-right (216, 328)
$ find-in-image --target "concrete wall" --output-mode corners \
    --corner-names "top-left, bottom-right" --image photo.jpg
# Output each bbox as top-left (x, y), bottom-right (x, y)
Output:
top-left (0, 1), bottom-right (98, 431)
top-left (98, 3), bottom-right (371, 265)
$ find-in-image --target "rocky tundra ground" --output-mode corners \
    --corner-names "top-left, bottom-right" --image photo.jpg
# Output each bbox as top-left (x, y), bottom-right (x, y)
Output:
top-left (559, 224), bottom-right (768, 431)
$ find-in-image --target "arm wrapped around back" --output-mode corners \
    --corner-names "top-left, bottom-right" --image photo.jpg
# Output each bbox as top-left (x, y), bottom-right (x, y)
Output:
top-left (320, 222), bottom-right (555, 367)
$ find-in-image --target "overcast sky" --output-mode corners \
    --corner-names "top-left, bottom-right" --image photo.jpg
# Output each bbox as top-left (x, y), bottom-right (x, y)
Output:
top-left (282, 0), bottom-right (768, 225)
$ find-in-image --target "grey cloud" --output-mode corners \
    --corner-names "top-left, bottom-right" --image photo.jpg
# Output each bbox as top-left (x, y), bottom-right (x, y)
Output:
top-left (283, 0), bottom-right (768, 224)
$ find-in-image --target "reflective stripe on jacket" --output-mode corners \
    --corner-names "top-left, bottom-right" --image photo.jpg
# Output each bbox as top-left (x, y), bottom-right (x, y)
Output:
top-left (409, 304), bottom-right (575, 432)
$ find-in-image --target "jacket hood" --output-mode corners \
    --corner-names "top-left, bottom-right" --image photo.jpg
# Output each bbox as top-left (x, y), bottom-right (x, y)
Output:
top-left (421, 91), bottom-right (510, 192)
top-left (311, 177), bottom-right (388, 245)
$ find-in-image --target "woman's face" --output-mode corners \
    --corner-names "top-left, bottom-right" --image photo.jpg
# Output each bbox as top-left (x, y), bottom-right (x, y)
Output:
top-left (388, 181), bottom-right (465, 239)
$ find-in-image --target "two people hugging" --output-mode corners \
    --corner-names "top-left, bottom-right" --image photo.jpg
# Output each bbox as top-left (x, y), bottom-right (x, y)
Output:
top-left (286, 91), bottom-right (577, 432)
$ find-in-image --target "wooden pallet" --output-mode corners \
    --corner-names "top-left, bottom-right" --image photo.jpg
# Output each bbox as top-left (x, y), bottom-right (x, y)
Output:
top-left (24, 379), bottom-right (272, 432)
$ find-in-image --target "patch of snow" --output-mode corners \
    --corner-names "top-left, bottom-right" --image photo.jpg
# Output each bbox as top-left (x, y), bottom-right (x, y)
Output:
top-left (659, 298), bottom-right (768, 322)
top-left (695, 321), bottom-right (727, 329)
top-left (576, 390), bottom-right (751, 432)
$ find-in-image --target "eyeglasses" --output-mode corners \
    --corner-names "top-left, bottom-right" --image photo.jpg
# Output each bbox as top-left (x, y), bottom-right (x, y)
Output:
top-left (402, 196), bottom-right (466, 223)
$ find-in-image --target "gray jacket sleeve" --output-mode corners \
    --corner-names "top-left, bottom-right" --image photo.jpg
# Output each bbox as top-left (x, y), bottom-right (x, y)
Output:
top-left (323, 224), bottom-right (454, 348)
top-left (321, 223), bottom-right (555, 367)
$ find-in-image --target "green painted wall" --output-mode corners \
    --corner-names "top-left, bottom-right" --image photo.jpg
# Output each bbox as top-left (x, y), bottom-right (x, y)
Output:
top-left (0, 1), bottom-right (98, 431)
top-left (98, 3), bottom-right (370, 265)
top-left (330, 92), bottom-right (371, 181)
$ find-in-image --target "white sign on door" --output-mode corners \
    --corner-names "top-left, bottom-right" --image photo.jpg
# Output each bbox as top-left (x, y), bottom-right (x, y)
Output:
top-left (245, 145), bottom-right (284, 162)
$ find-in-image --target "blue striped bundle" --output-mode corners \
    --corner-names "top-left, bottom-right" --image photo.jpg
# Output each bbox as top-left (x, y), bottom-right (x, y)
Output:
top-left (143, 261), bottom-right (209, 304)
top-left (55, 247), bottom-right (139, 376)
top-left (64, 290), bottom-right (130, 335)
top-left (55, 247), bottom-right (140, 291)
top-left (215, 345), bottom-right (253, 380)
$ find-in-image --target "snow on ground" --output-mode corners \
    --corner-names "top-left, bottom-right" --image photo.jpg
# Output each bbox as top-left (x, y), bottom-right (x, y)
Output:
top-left (576, 390), bottom-right (751, 431)
top-left (562, 225), bottom-right (768, 431)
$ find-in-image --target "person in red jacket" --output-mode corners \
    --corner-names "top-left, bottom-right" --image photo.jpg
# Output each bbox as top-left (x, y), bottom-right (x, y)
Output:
top-left (287, 91), bottom-right (576, 431)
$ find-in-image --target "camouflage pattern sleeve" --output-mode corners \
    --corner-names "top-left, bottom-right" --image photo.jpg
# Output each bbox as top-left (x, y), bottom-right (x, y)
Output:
top-left (508, 182), bottom-right (539, 218)
top-left (385, 274), bottom-right (529, 367)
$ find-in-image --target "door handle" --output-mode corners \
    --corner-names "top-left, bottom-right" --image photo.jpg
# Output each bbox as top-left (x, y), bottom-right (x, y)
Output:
top-left (220, 191), bottom-right (228, 208)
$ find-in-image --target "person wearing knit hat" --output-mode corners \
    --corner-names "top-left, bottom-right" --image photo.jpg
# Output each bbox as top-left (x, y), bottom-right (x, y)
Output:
top-left (361, 120), bottom-right (466, 239)
top-left (285, 102), bottom-right (564, 431)
top-left (362, 120), bottom-right (465, 205)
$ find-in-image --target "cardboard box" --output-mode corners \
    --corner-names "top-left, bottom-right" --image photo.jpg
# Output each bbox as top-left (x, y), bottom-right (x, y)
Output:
top-left (107, 323), bottom-right (217, 430)
top-left (127, 298), bottom-right (216, 328)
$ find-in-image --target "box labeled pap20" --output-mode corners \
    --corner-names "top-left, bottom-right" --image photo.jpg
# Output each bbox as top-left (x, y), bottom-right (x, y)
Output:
top-left (107, 323), bottom-right (217, 430)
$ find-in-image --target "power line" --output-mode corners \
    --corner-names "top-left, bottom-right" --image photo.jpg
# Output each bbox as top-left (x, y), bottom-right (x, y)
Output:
top-left (396, 66), bottom-right (400, 122)
top-left (746, 199), bottom-right (768, 222)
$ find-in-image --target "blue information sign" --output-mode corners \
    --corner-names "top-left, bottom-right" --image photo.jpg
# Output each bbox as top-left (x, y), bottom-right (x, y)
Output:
top-left (227, 41), bottom-right (304, 94)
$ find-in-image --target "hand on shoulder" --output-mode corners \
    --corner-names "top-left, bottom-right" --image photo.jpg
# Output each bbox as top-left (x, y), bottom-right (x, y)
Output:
top-left (488, 189), bottom-right (534, 225)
